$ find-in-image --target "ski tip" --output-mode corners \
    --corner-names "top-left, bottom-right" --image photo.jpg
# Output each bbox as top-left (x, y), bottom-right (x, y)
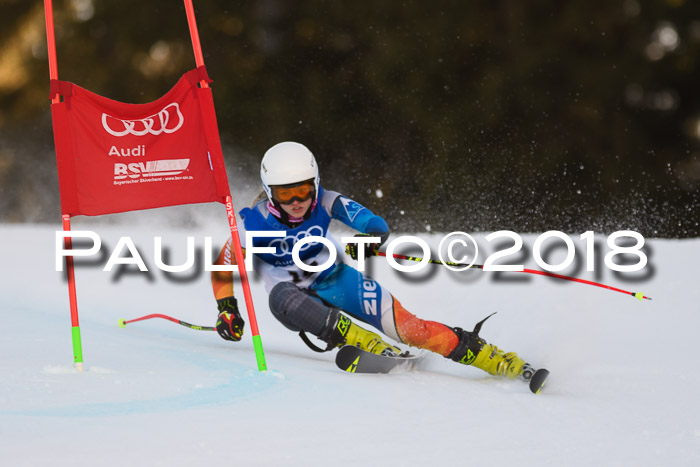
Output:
top-left (345, 356), bottom-right (360, 373)
top-left (529, 368), bottom-right (550, 394)
top-left (118, 319), bottom-right (127, 328)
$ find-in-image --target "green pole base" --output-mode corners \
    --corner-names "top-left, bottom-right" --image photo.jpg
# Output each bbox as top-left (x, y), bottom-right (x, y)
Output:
top-left (252, 334), bottom-right (267, 372)
top-left (71, 326), bottom-right (84, 367)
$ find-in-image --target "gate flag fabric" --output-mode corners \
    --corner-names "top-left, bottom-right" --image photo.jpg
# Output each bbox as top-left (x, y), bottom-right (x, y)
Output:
top-left (50, 66), bottom-right (230, 217)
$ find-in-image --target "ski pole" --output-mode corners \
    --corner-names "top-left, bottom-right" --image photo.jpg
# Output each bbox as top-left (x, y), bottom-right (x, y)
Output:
top-left (118, 314), bottom-right (215, 331)
top-left (372, 250), bottom-right (652, 301)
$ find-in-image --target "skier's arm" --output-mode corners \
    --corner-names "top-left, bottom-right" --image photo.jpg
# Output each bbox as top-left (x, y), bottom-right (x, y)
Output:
top-left (329, 194), bottom-right (389, 259)
top-left (211, 237), bottom-right (246, 341)
top-left (330, 195), bottom-right (389, 238)
top-left (211, 236), bottom-right (240, 300)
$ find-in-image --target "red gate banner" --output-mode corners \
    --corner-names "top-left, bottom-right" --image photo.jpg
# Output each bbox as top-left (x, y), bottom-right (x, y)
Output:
top-left (50, 66), bottom-right (230, 216)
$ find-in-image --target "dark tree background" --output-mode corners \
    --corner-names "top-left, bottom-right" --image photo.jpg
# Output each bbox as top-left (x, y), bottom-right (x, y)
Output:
top-left (1, 0), bottom-right (698, 236)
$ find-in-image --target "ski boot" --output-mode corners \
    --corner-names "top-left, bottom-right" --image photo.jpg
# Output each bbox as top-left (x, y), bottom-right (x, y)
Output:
top-left (448, 324), bottom-right (550, 393)
top-left (449, 327), bottom-right (527, 378)
top-left (321, 311), bottom-right (401, 356)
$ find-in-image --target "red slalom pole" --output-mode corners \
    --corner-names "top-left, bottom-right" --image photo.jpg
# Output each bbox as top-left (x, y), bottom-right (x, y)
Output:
top-left (375, 251), bottom-right (652, 301)
top-left (184, 0), bottom-right (209, 88)
top-left (182, 1), bottom-right (267, 371)
top-left (225, 195), bottom-right (267, 370)
top-left (44, 0), bottom-right (60, 103)
top-left (46, 0), bottom-right (84, 370)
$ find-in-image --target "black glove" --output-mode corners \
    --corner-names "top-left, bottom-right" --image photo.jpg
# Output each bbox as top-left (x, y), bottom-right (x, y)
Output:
top-left (345, 232), bottom-right (389, 261)
top-left (216, 296), bottom-right (245, 342)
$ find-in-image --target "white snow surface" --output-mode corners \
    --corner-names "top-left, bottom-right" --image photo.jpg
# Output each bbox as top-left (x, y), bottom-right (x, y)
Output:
top-left (1, 217), bottom-right (699, 467)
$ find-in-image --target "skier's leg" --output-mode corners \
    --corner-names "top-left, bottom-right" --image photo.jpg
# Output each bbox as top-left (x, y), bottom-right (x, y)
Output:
top-left (268, 281), bottom-right (400, 355)
top-left (268, 281), bottom-right (332, 334)
top-left (392, 299), bottom-right (530, 379)
top-left (313, 263), bottom-right (458, 352)
top-left (391, 297), bottom-right (458, 355)
top-left (313, 264), bottom-right (462, 357)
top-left (313, 264), bottom-right (532, 379)
top-left (312, 263), bottom-right (396, 335)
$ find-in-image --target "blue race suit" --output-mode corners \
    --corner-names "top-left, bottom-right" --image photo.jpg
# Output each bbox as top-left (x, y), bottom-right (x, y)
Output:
top-left (238, 187), bottom-right (399, 338)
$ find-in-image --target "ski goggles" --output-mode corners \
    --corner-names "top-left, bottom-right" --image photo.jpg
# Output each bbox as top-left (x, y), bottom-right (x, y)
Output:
top-left (271, 180), bottom-right (316, 204)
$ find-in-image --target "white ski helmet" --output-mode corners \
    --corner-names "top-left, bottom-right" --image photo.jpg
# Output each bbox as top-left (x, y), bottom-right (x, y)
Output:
top-left (260, 141), bottom-right (320, 202)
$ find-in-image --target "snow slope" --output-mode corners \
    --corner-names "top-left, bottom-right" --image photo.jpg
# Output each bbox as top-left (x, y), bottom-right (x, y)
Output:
top-left (1, 218), bottom-right (699, 467)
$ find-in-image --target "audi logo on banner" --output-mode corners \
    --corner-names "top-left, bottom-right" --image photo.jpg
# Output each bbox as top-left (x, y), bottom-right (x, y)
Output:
top-left (102, 103), bottom-right (184, 137)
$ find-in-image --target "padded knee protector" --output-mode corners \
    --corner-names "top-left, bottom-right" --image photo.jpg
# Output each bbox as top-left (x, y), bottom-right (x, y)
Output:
top-left (268, 281), bottom-right (336, 336)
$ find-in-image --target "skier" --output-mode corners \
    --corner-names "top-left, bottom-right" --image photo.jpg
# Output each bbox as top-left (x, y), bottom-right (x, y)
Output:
top-left (211, 141), bottom-right (542, 384)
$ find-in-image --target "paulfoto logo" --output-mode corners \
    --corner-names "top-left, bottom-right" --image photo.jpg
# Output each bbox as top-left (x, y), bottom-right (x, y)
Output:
top-left (55, 230), bottom-right (649, 275)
